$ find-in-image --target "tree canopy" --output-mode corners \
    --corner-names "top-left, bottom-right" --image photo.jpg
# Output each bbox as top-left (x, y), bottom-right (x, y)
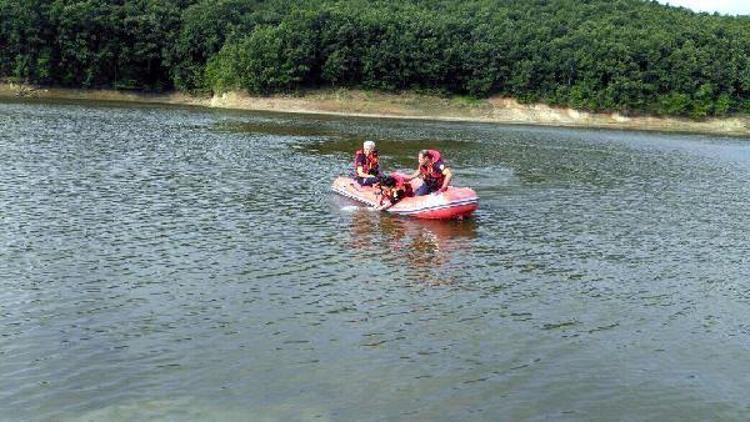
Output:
top-left (1, 0), bottom-right (749, 117)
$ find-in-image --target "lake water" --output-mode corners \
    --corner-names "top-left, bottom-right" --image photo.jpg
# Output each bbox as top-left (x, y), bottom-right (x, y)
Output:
top-left (2, 99), bottom-right (750, 420)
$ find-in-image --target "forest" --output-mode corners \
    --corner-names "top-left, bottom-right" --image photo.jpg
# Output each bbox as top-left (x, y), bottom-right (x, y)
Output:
top-left (1, 0), bottom-right (749, 118)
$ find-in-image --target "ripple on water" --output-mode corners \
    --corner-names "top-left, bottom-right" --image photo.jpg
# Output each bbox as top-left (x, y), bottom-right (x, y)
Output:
top-left (2, 101), bottom-right (750, 420)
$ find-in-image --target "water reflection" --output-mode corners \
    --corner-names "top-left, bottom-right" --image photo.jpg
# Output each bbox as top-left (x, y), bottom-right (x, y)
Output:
top-left (347, 207), bottom-right (477, 285)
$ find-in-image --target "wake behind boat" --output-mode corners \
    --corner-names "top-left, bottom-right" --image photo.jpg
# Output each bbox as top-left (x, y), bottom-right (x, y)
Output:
top-left (331, 173), bottom-right (478, 220)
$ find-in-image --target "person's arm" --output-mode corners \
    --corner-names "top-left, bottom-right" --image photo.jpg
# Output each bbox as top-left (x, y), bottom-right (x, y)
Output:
top-left (375, 189), bottom-right (392, 210)
top-left (404, 169), bottom-right (421, 182)
top-left (355, 153), bottom-right (373, 179)
top-left (438, 168), bottom-right (453, 192)
top-left (356, 165), bottom-right (371, 178)
top-left (376, 200), bottom-right (393, 211)
top-left (377, 191), bottom-right (402, 210)
top-left (377, 192), bottom-right (387, 207)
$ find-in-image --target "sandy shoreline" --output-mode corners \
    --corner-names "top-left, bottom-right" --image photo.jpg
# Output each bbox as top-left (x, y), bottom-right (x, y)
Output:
top-left (2, 82), bottom-right (748, 136)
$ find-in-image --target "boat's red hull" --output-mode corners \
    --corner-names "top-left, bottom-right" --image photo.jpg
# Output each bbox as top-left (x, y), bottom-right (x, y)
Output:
top-left (331, 175), bottom-right (478, 220)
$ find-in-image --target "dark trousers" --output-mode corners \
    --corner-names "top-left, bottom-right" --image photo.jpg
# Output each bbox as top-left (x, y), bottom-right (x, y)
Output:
top-left (415, 180), bottom-right (440, 196)
top-left (355, 176), bottom-right (378, 186)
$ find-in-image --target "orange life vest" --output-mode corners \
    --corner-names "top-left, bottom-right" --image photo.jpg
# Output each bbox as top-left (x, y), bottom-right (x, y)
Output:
top-left (419, 149), bottom-right (445, 186)
top-left (354, 149), bottom-right (380, 175)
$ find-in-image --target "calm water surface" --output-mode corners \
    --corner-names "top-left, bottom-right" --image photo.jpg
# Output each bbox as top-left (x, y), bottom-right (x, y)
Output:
top-left (2, 100), bottom-right (750, 420)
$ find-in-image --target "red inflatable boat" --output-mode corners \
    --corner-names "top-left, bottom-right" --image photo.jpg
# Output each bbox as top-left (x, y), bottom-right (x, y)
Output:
top-left (331, 174), bottom-right (478, 220)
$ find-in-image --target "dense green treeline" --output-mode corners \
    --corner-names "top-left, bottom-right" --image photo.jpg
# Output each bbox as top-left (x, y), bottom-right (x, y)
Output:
top-left (1, 0), bottom-right (749, 117)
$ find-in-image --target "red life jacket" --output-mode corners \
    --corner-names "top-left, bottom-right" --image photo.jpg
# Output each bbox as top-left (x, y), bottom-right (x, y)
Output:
top-left (419, 149), bottom-right (445, 186)
top-left (354, 149), bottom-right (380, 175)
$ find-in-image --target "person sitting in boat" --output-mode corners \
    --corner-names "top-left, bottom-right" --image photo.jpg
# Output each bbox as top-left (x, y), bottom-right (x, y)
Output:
top-left (406, 149), bottom-right (453, 195)
top-left (353, 140), bottom-right (381, 186)
top-left (376, 173), bottom-right (415, 210)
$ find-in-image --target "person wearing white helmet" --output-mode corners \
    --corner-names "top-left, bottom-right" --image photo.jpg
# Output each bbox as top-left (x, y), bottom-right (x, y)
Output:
top-left (353, 140), bottom-right (381, 186)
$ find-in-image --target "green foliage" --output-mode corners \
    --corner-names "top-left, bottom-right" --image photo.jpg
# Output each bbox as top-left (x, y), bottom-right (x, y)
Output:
top-left (714, 94), bottom-right (732, 116)
top-left (207, 18), bottom-right (316, 94)
top-left (657, 93), bottom-right (691, 116)
top-left (1, 0), bottom-right (749, 117)
top-left (165, 0), bottom-right (265, 92)
top-left (204, 43), bottom-right (242, 94)
top-left (690, 83), bottom-right (715, 119)
top-left (0, 0), bottom-right (183, 90)
top-left (0, 0), bottom-right (57, 83)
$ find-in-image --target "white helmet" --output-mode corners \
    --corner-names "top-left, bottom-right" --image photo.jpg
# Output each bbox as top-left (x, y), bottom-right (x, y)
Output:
top-left (363, 141), bottom-right (376, 150)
